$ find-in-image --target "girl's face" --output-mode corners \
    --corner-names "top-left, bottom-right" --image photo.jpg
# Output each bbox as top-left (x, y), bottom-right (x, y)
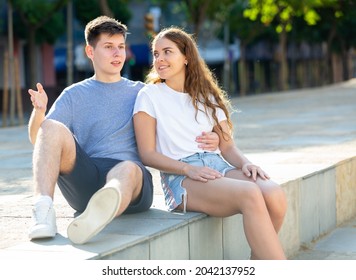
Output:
top-left (152, 37), bottom-right (187, 85)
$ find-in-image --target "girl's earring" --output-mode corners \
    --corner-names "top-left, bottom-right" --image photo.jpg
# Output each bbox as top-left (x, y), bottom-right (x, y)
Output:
top-left (185, 61), bottom-right (188, 66)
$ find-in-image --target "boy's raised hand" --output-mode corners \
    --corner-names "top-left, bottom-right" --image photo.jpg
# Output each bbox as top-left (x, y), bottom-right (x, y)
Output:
top-left (28, 83), bottom-right (48, 114)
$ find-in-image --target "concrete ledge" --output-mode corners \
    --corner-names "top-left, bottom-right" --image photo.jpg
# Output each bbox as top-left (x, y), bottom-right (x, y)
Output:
top-left (280, 156), bottom-right (356, 257)
top-left (1, 155), bottom-right (355, 260)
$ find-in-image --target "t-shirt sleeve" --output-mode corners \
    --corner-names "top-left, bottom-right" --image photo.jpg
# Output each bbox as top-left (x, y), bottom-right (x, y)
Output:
top-left (133, 88), bottom-right (156, 119)
top-left (216, 107), bottom-right (227, 123)
top-left (208, 95), bottom-right (228, 124)
top-left (46, 90), bottom-right (73, 128)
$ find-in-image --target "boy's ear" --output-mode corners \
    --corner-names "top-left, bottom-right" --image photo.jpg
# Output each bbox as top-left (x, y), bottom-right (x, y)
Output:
top-left (85, 45), bottom-right (94, 59)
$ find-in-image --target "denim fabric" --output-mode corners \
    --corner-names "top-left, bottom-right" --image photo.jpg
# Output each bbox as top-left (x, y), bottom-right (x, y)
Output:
top-left (160, 152), bottom-right (235, 211)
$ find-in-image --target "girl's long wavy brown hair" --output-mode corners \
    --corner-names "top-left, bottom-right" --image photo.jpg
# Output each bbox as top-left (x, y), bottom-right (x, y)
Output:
top-left (145, 27), bottom-right (233, 140)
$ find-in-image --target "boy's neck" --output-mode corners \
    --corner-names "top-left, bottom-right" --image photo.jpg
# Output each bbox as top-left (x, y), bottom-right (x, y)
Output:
top-left (93, 73), bottom-right (122, 83)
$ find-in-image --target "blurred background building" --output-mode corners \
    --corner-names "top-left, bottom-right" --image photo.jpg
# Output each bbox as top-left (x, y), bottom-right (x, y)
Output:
top-left (1, 0), bottom-right (356, 126)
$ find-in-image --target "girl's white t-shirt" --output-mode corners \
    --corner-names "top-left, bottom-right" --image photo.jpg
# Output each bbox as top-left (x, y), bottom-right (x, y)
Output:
top-left (133, 83), bottom-right (227, 160)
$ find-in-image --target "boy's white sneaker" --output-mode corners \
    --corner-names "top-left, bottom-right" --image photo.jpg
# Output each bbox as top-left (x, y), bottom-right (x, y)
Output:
top-left (67, 187), bottom-right (121, 245)
top-left (28, 198), bottom-right (57, 239)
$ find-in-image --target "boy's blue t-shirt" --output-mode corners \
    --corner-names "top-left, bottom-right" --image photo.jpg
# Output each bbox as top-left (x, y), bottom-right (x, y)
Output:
top-left (46, 77), bottom-right (144, 161)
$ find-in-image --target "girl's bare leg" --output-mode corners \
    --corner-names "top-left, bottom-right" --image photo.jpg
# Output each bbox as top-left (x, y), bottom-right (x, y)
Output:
top-left (225, 169), bottom-right (287, 259)
top-left (180, 177), bottom-right (286, 260)
top-left (225, 169), bottom-right (287, 232)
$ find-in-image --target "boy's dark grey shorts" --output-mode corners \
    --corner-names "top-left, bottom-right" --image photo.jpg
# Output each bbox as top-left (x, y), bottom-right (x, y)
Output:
top-left (57, 140), bottom-right (153, 213)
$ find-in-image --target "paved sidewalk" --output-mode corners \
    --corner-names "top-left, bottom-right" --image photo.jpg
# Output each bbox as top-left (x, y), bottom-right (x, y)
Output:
top-left (1, 79), bottom-right (356, 259)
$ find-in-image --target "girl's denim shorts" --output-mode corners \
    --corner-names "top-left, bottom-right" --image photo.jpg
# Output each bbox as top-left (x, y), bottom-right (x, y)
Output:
top-left (160, 152), bottom-right (235, 212)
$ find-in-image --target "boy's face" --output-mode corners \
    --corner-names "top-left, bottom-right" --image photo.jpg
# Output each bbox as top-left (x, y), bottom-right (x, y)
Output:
top-left (85, 33), bottom-right (126, 82)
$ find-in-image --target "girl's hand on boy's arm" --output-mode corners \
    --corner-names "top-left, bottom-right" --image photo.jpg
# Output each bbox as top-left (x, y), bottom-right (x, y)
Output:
top-left (196, 131), bottom-right (219, 151)
top-left (242, 162), bottom-right (270, 181)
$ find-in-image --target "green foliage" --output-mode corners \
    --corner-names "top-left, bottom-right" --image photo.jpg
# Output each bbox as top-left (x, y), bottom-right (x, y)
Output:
top-left (152, 0), bottom-right (236, 37)
top-left (74, 0), bottom-right (132, 27)
top-left (37, 12), bottom-right (66, 44)
top-left (202, 0), bottom-right (237, 23)
top-left (244, 0), bottom-right (338, 33)
top-left (12, 12), bottom-right (66, 45)
top-left (10, 0), bottom-right (68, 44)
top-left (224, 1), bottom-right (277, 45)
top-left (304, 9), bottom-right (320, 24)
top-left (313, 1), bottom-right (356, 52)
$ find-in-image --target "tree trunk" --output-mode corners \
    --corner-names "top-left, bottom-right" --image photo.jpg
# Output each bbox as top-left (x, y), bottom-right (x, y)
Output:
top-left (279, 29), bottom-right (288, 91)
top-left (238, 43), bottom-right (248, 96)
top-left (326, 25), bottom-right (337, 84)
top-left (331, 53), bottom-right (343, 83)
top-left (184, 0), bottom-right (210, 38)
top-left (99, 0), bottom-right (113, 17)
top-left (28, 28), bottom-right (38, 88)
top-left (340, 41), bottom-right (349, 81)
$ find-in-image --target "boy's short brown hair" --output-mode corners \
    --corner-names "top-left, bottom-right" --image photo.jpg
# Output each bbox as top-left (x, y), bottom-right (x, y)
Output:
top-left (84, 16), bottom-right (128, 47)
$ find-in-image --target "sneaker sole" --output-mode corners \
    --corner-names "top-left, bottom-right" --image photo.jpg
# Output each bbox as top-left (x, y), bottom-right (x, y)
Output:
top-left (67, 187), bottom-right (121, 244)
top-left (29, 226), bottom-right (57, 240)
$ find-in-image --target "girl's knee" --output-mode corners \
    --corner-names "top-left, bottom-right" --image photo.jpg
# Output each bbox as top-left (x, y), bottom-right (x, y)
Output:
top-left (264, 184), bottom-right (287, 217)
top-left (268, 184), bottom-right (286, 204)
top-left (243, 182), bottom-right (265, 208)
top-left (259, 181), bottom-right (286, 204)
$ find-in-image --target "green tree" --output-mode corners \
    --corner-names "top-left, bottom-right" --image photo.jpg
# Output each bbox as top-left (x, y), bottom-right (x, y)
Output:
top-left (152, 0), bottom-right (235, 39)
top-left (226, 0), bottom-right (276, 95)
top-left (244, 0), bottom-right (337, 91)
top-left (314, 1), bottom-right (356, 82)
top-left (182, 0), bottom-right (236, 37)
top-left (74, 0), bottom-right (132, 27)
top-left (10, 0), bottom-right (69, 87)
top-left (288, 1), bottom-right (356, 84)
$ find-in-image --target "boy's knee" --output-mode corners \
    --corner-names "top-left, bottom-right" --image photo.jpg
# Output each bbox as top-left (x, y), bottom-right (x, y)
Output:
top-left (40, 119), bottom-right (70, 138)
top-left (108, 161), bottom-right (142, 181)
top-left (119, 161), bottom-right (141, 175)
top-left (38, 119), bottom-right (74, 149)
top-left (40, 119), bottom-right (61, 130)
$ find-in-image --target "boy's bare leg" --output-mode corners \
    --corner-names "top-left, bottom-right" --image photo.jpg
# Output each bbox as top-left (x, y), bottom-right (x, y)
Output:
top-left (29, 119), bottom-right (76, 239)
top-left (67, 161), bottom-right (144, 244)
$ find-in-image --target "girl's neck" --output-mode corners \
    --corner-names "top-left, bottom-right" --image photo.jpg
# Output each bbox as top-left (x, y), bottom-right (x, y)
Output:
top-left (165, 80), bottom-right (185, 93)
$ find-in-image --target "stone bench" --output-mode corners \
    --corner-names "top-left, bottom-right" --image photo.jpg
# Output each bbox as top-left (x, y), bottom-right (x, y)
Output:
top-left (2, 155), bottom-right (355, 260)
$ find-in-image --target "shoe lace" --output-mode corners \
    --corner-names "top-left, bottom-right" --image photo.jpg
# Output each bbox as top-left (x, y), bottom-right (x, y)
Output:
top-left (33, 203), bottom-right (51, 224)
